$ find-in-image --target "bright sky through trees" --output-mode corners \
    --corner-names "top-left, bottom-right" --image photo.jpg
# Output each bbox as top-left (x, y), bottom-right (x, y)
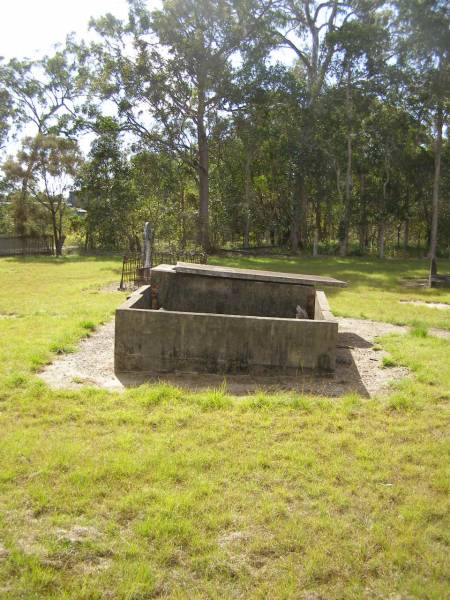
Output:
top-left (0, 0), bottom-right (131, 60)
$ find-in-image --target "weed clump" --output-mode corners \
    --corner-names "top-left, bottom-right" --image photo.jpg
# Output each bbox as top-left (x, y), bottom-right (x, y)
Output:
top-left (382, 356), bottom-right (397, 368)
top-left (80, 320), bottom-right (96, 332)
top-left (410, 321), bottom-right (428, 338)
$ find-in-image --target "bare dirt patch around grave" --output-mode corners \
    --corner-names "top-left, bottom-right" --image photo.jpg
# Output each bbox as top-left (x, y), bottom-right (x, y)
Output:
top-left (39, 316), bottom-right (450, 398)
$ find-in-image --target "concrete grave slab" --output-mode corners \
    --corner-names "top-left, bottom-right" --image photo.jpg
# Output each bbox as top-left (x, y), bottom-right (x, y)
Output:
top-left (114, 263), bottom-right (346, 376)
top-left (173, 262), bottom-right (347, 287)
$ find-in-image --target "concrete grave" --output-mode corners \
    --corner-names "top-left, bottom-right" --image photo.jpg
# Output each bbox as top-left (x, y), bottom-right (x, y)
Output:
top-left (114, 263), bottom-right (346, 376)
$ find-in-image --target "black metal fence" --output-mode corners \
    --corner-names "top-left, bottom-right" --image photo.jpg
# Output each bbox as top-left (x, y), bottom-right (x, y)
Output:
top-left (0, 235), bottom-right (54, 257)
top-left (119, 250), bottom-right (207, 290)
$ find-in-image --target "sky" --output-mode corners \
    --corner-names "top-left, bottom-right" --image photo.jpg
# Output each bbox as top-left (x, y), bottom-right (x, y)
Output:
top-left (0, 0), bottom-right (131, 60)
top-left (0, 0), bottom-right (136, 157)
top-left (0, 0), bottom-right (295, 157)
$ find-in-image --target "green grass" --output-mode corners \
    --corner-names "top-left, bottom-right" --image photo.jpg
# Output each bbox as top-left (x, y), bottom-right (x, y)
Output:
top-left (0, 255), bottom-right (449, 599)
top-left (210, 256), bottom-right (450, 330)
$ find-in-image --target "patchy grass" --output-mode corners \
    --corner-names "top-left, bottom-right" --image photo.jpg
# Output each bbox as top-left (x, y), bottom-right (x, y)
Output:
top-left (0, 256), bottom-right (123, 380)
top-left (382, 355), bottom-right (397, 368)
top-left (0, 255), bottom-right (449, 599)
top-left (410, 320), bottom-right (429, 338)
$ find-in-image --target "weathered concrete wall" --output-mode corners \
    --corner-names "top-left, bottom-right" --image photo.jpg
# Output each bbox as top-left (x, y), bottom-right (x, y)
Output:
top-left (151, 269), bottom-right (316, 319)
top-left (125, 285), bottom-right (151, 309)
top-left (314, 290), bottom-right (337, 322)
top-left (115, 287), bottom-right (338, 374)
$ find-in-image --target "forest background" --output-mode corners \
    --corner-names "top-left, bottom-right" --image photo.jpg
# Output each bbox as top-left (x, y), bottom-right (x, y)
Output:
top-left (0, 0), bottom-right (448, 272)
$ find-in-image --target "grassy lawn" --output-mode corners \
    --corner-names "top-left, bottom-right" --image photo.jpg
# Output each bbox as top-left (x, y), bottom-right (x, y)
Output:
top-left (210, 256), bottom-right (450, 330)
top-left (0, 256), bottom-right (449, 599)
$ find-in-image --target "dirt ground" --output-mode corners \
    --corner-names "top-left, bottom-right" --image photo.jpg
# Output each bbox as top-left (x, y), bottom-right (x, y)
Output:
top-left (39, 315), bottom-right (449, 398)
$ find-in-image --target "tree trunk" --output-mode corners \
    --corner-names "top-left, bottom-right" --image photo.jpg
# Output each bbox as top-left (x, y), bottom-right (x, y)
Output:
top-left (312, 201), bottom-right (321, 257)
top-left (339, 69), bottom-right (353, 258)
top-left (378, 161), bottom-right (390, 260)
top-left (84, 225), bottom-right (90, 252)
top-left (50, 207), bottom-right (62, 256)
top-left (359, 173), bottom-right (368, 254)
top-left (243, 150), bottom-right (252, 249)
top-left (270, 228), bottom-right (275, 246)
top-left (197, 84), bottom-right (209, 252)
top-left (15, 136), bottom-right (41, 235)
top-left (180, 187), bottom-right (186, 250)
top-left (429, 106), bottom-right (443, 283)
top-left (312, 227), bottom-right (319, 257)
top-left (403, 218), bottom-right (409, 256)
top-left (292, 97), bottom-right (313, 253)
top-left (290, 176), bottom-right (301, 252)
top-left (324, 195), bottom-right (333, 242)
top-left (378, 220), bottom-right (385, 259)
top-left (339, 131), bottom-right (352, 257)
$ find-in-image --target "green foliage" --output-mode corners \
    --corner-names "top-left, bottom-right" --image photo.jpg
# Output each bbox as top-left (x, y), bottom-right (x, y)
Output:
top-left (410, 321), bottom-right (429, 338)
top-left (3, 134), bottom-right (82, 253)
top-left (76, 118), bottom-right (140, 251)
top-left (382, 355), bottom-right (397, 368)
top-left (0, 1), bottom-right (448, 257)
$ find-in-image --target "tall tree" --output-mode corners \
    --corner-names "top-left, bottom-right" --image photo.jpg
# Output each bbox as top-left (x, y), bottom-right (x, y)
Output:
top-left (331, 13), bottom-right (390, 255)
top-left (0, 76), bottom-right (13, 152)
top-left (0, 46), bottom-right (84, 234)
top-left (395, 0), bottom-right (449, 281)
top-left (271, 0), bottom-right (356, 250)
top-left (89, 0), bottom-right (268, 251)
top-left (3, 135), bottom-right (81, 255)
top-left (77, 118), bottom-right (139, 251)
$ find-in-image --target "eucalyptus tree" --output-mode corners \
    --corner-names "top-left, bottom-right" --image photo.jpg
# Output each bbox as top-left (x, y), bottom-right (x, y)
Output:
top-left (0, 45), bottom-right (85, 233)
top-left (268, 0), bottom-right (390, 251)
top-left (269, 0), bottom-right (354, 250)
top-left (89, 0), bottom-right (270, 251)
top-left (0, 81), bottom-right (13, 151)
top-left (3, 135), bottom-right (81, 254)
top-left (0, 49), bottom-right (81, 137)
top-left (394, 0), bottom-right (449, 281)
top-left (330, 12), bottom-right (390, 255)
top-left (130, 151), bottom-right (197, 249)
top-left (222, 63), bottom-right (301, 248)
top-left (76, 117), bottom-right (139, 251)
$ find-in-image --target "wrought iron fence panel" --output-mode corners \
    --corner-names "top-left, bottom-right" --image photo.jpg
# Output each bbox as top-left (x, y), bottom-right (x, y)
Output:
top-left (119, 250), bottom-right (207, 290)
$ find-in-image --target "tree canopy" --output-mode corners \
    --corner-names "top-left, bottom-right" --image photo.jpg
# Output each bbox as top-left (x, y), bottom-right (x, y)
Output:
top-left (0, 0), bottom-right (448, 271)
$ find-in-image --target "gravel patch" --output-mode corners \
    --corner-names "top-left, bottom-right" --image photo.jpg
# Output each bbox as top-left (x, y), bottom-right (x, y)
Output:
top-left (39, 316), bottom-right (450, 398)
top-left (399, 300), bottom-right (450, 310)
top-left (41, 320), bottom-right (122, 391)
top-left (100, 282), bottom-right (121, 293)
top-left (55, 526), bottom-right (101, 544)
